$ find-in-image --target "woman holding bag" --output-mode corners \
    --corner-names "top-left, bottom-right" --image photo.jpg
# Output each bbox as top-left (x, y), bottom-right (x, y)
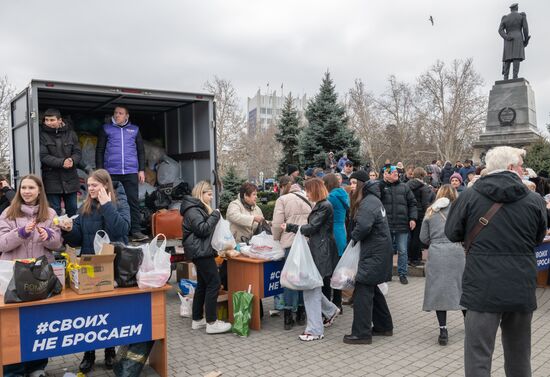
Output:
top-left (0, 174), bottom-right (61, 377)
top-left (180, 181), bottom-right (232, 334)
top-left (60, 169), bottom-right (130, 373)
top-left (344, 180), bottom-right (394, 345)
top-left (282, 178), bottom-right (340, 341)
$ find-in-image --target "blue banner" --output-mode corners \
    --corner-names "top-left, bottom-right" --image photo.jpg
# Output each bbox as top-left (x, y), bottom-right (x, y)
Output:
top-left (263, 260), bottom-right (285, 297)
top-left (535, 243), bottom-right (550, 272)
top-left (19, 293), bottom-right (152, 362)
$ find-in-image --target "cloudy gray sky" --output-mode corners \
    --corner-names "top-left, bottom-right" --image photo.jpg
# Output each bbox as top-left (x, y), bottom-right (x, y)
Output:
top-left (1, 0), bottom-right (549, 130)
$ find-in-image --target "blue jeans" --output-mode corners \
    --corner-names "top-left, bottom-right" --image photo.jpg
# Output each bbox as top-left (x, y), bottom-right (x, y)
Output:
top-left (283, 247), bottom-right (303, 312)
top-left (3, 359), bottom-right (48, 377)
top-left (47, 192), bottom-right (78, 217)
top-left (391, 231), bottom-right (409, 277)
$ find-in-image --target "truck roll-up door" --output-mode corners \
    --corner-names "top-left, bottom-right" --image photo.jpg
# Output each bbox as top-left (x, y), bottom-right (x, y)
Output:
top-left (10, 88), bottom-right (32, 186)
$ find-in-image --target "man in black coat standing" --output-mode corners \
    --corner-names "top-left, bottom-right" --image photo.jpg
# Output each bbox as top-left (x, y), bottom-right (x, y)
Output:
top-left (380, 166), bottom-right (417, 284)
top-left (39, 108), bottom-right (82, 217)
top-left (445, 146), bottom-right (547, 377)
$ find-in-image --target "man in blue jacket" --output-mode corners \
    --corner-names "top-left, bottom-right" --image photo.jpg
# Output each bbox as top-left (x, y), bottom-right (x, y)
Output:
top-left (96, 106), bottom-right (148, 241)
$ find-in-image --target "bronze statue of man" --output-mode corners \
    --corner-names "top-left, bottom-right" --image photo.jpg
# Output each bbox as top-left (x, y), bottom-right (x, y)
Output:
top-left (499, 3), bottom-right (530, 80)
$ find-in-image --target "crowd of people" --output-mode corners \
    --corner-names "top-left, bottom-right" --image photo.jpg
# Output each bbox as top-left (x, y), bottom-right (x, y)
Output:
top-left (180, 147), bottom-right (547, 377)
top-left (0, 106), bottom-right (547, 377)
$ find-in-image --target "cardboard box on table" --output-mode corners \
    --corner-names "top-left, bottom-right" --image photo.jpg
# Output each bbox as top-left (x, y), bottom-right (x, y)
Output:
top-left (66, 244), bottom-right (115, 294)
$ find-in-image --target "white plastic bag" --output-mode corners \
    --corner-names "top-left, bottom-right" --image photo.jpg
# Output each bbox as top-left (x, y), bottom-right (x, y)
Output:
top-left (241, 247), bottom-right (284, 261)
top-left (80, 137), bottom-right (96, 170)
top-left (211, 217), bottom-right (236, 252)
top-left (280, 228), bottom-right (323, 290)
top-left (93, 230), bottom-right (111, 255)
top-left (137, 234), bottom-right (171, 288)
top-left (243, 231), bottom-right (284, 260)
top-left (330, 240), bottom-right (361, 290)
top-left (0, 260), bottom-right (15, 295)
top-left (177, 292), bottom-right (193, 318)
top-left (157, 156), bottom-right (180, 185)
top-left (378, 282), bottom-right (389, 296)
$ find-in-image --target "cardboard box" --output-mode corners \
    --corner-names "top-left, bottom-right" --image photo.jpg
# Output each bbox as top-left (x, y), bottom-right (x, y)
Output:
top-left (67, 244), bottom-right (115, 295)
top-left (176, 261), bottom-right (197, 281)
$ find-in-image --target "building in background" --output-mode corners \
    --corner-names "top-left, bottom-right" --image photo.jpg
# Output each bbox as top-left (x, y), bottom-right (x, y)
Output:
top-left (247, 87), bottom-right (308, 135)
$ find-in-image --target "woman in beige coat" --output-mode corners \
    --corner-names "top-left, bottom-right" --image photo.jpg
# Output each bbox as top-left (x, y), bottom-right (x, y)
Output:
top-left (271, 176), bottom-right (312, 329)
top-left (226, 182), bottom-right (264, 243)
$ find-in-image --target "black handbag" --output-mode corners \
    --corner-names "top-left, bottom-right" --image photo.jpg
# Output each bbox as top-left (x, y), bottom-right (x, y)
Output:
top-left (4, 256), bottom-right (62, 303)
top-left (145, 189), bottom-right (171, 211)
top-left (113, 243), bottom-right (144, 287)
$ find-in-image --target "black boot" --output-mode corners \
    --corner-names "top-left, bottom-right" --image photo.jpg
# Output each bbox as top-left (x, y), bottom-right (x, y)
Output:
top-left (295, 306), bottom-right (306, 326)
top-left (104, 347), bottom-right (116, 369)
top-left (284, 309), bottom-right (295, 330)
top-left (438, 328), bottom-right (448, 346)
top-left (79, 351), bottom-right (95, 373)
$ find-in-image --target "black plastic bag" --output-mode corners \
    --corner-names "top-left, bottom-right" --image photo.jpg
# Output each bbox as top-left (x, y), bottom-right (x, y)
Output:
top-left (139, 206), bottom-right (154, 233)
top-left (254, 220), bottom-right (272, 236)
top-left (144, 189), bottom-right (171, 211)
top-left (113, 243), bottom-right (144, 288)
top-left (171, 181), bottom-right (191, 200)
top-left (4, 256), bottom-right (62, 304)
top-left (114, 341), bottom-right (155, 377)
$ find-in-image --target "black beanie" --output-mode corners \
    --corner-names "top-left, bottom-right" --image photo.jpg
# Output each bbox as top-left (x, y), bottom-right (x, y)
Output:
top-left (350, 170), bottom-right (369, 183)
top-left (287, 164), bottom-right (299, 175)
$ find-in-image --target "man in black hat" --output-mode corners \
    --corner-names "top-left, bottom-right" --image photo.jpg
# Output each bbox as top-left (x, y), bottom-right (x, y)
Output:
top-left (499, 3), bottom-right (530, 80)
top-left (341, 161), bottom-right (354, 186)
top-left (287, 164), bottom-right (300, 180)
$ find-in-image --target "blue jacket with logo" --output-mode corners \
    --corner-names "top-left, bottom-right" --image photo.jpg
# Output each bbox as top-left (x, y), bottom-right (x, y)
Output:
top-left (96, 120), bottom-right (145, 175)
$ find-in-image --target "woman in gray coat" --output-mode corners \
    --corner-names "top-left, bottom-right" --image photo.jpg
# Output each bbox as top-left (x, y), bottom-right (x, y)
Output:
top-left (420, 184), bottom-right (465, 346)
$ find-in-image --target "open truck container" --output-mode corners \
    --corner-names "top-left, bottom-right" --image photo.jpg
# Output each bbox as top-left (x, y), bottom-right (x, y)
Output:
top-left (9, 79), bottom-right (218, 205)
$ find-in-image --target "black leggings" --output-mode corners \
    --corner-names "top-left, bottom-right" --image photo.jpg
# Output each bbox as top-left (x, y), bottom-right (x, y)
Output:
top-left (436, 310), bottom-right (467, 327)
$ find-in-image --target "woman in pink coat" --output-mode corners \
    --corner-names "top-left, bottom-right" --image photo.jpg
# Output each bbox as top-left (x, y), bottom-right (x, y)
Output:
top-left (0, 175), bottom-right (61, 377)
top-left (0, 174), bottom-right (61, 261)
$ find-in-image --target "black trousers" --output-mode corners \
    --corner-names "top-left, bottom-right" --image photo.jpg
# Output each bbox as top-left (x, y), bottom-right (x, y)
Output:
top-left (192, 257), bottom-right (221, 322)
top-left (351, 282), bottom-right (393, 338)
top-left (111, 173), bottom-right (140, 234)
top-left (322, 276), bottom-right (342, 307)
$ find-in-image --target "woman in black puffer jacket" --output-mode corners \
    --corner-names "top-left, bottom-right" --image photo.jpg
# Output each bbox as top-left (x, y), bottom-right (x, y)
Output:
top-left (180, 181), bottom-right (231, 334)
top-left (344, 180), bottom-right (394, 345)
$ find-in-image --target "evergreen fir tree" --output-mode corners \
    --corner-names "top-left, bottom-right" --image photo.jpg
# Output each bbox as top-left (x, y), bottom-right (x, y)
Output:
top-left (275, 93), bottom-right (301, 176)
top-left (300, 71), bottom-right (360, 169)
top-left (220, 165), bottom-right (245, 215)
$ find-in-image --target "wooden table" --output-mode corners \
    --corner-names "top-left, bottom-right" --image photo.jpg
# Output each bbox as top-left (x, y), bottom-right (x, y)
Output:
top-left (227, 256), bottom-right (284, 330)
top-left (0, 285), bottom-right (170, 377)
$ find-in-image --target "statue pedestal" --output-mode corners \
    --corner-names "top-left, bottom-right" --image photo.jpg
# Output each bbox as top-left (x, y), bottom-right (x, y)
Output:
top-left (473, 78), bottom-right (541, 163)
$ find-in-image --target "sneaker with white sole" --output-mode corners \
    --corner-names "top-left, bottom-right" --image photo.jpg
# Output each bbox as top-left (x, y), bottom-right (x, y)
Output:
top-left (299, 333), bottom-right (324, 341)
top-left (206, 320), bottom-right (232, 334)
top-left (191, 318), bottom-right (206, 330)
top-left (323, 307), bottom-right (341, 327)
top-left (29, 370), bottom-right (46, 377)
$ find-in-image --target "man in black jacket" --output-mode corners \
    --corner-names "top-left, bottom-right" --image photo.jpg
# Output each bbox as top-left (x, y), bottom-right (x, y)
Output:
top-left (380, 166), bottom-right (417, 284)
top-left (445, 146), bottom-right (547, 377)
top-left (39, 108), bottom-right (82, 217)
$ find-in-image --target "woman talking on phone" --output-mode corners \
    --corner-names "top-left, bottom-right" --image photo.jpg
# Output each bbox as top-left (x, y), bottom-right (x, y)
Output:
top-left (60, 169), bottom-right (130, 373)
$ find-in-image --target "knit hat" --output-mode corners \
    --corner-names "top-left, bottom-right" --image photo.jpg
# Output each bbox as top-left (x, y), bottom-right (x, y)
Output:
top-left (287, 164), bottom-right (299, 176)
top-left (305, 168), bottom-right (314, 177)
top-left (450, 172), bottom-right (463, 184)
top-left (350, 170), bottom-right (369, 183)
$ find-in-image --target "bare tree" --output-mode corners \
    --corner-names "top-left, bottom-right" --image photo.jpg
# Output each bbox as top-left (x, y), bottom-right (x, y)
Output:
top-left (375, 75), bottom-right (422, 165)
top-left (203, 76), bottom-right (247, 176)
top-left (346, 79), bottom-right (388, 170)
top-left (0, 76), bottom-right (15, 173)
top-left (242, 122), bottom-right (282, 182)
top-left (416, 59), bottom-right (486, 162)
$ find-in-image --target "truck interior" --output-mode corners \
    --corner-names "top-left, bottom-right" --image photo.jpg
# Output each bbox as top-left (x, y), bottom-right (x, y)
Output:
top-left (35, 85), bottom-right (214, 187)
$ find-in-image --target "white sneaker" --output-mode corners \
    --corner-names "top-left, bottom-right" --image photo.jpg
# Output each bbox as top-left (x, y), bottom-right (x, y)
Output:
top-left (191, 318), bottom-right (206, 330)
top-left (29, 370), bottom-right (46, 377)
top-left (206, 320), bottom-right (232, 334)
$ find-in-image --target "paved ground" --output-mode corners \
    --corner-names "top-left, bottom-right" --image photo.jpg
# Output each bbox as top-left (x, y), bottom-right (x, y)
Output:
top-left (44, 273), bottom-right (550, 377)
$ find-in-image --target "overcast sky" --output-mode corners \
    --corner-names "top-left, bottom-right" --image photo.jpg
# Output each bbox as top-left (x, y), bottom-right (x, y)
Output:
top-left (1, 0), bottom-right (549, 131)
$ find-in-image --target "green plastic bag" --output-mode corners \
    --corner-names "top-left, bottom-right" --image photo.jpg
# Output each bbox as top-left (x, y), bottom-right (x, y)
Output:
top-left (232, 288), bottom-right (253, 337)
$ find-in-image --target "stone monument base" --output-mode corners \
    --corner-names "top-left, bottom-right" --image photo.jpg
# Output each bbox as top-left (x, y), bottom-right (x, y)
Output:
top-left (473, 78), bottom-right (541, 163)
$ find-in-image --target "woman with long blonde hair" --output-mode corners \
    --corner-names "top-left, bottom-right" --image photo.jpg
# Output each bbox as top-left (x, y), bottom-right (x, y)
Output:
top-left (60, 169), bottom-right (130, 372)
top-left (420, 184), bottom-right (465, 346)
top-left (180, 181), bottom-right (232, 334)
